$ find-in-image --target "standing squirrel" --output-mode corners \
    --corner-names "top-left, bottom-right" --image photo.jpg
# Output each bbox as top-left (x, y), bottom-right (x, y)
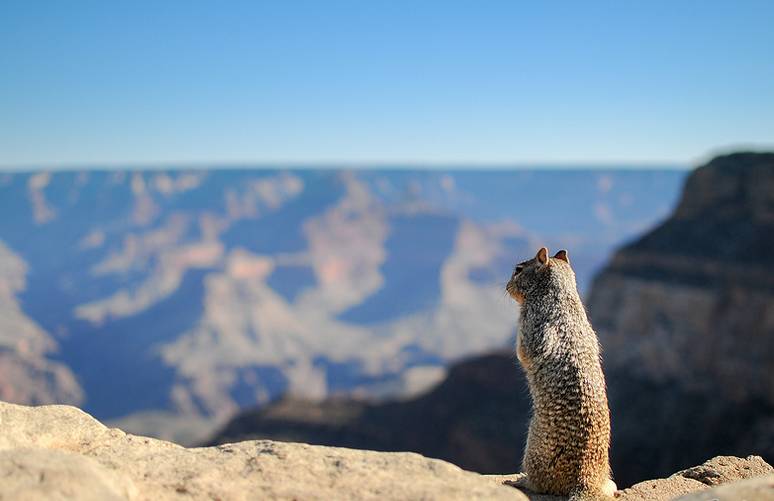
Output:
top-left (506, 247), bottom-right (616, 501)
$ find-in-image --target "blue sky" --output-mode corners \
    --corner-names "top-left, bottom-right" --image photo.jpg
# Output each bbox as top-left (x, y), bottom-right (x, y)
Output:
top-left (1, 1), bottom-right (773, 168)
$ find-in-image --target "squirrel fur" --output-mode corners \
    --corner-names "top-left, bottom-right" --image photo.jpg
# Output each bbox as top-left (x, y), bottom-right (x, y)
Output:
top-left (506, 247), bottom-right (616, 501)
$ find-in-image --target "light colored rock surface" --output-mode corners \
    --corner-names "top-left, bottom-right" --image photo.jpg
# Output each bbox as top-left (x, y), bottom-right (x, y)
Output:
top-left (0, 448), bottom-right (136, 501)
top-left (618, 476), bottom-right (707, 501)
top-left (617, 455), bottom-right (774, 501)
top-left (0, 401), bottom-right (525, 500)
top-left (1, 401), bottom-right (771, 501)
top-left (678, 455), bottom-right (774, 487)
top-left (676, 474), bottom-right (774, 500)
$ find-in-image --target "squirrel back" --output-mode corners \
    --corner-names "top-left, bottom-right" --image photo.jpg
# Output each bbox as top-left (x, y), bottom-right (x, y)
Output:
top-left (507, 247), bottom-right (615, 500)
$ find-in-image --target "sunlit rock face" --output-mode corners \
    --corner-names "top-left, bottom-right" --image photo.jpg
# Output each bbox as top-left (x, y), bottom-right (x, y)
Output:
top-left (0, 401), bottom-right (525, 501)
top-left (587, 152), bottom-right (774, 485)
top-left (0, 167), bottom-right (683, 442)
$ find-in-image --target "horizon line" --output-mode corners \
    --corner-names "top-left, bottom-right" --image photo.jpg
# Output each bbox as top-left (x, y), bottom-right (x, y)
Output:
top-left (5, 143), bottom-right (769, 171)
top-left (0, 159), bottom-right (692, 173)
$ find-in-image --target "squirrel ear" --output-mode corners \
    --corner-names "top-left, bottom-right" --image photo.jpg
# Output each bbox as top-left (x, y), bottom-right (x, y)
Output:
top-left (536, 247), bottom-right (549, 265)
top-left (553, 250), bottom-right (569, 263)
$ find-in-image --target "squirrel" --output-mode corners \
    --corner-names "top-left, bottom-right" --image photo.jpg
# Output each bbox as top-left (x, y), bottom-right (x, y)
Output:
top-left (506, 247), bottom-right (616, 501)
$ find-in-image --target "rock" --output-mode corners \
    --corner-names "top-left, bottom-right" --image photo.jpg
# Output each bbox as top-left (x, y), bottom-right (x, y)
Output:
top-left (677, 455), bottom-right (773, 486)
top-left (0, 401), bottom-right (524, 500)
top-left (2, 400), bottom-right (773, 500)
top-left (0, 401), bottom-right (112, 449)
top-left (589, 152), bottom-right (774, 403)
top-left (617, 455), bottom-right (773, 501)
top-left (586, 152), bottom-right (774, 484)
top-left (675, 474), bottom-right (774, 500)
top-left (617, 476), bottom-right (706, 501)
top-left (589, 152), bottom-right (774, 399)
top-left (0, 449), bottom-right (136, 501)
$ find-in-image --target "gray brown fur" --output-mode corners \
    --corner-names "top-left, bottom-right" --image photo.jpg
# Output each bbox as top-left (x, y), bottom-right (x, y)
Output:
top-left (506, 248), bottom-right (615, 501)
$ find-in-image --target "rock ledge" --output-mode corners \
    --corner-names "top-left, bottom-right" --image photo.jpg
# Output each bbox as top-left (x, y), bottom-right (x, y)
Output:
top-left (0, 401), bottom-right (521, 500)
top-left (1, 401), bottom-right (772, 500)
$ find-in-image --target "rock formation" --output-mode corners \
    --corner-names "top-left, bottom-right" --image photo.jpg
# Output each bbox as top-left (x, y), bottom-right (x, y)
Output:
top-left (0, 401), bottom-right (521, 500)
top-left (589, 152), bottom-right (774, 403)
top-left (1, 401), bottom-right (772, 500)
top-left (675, 474), bottom-right (774, 500)
top-left (587, 152), bottom-right (774, 484)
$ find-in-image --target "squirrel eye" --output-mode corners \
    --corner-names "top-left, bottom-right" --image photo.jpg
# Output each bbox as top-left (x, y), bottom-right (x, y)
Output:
top-left (514, 265), bottom-right (524, 275)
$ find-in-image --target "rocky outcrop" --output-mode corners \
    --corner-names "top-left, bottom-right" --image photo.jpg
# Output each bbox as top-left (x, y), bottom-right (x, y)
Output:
top-left (587, 152), bottom-right (774, 484)
top-left (589, 152), bottom-right (774, 402)
top-left (1, 401), bottom-right (771, 500)
top-left (676, 474), bottom-right (774, 500)
top-left (618, 456), bottom-right (774, 501)
top-left (0, 401), bottom-right (523, 500)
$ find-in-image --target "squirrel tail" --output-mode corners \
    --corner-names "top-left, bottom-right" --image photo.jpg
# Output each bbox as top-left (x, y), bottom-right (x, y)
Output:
top-left (569, 479), bottom-right (617, 501)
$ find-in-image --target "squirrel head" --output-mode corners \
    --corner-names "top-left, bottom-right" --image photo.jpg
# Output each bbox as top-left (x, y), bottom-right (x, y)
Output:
top-left (506, 247), bottom-right (573, 304)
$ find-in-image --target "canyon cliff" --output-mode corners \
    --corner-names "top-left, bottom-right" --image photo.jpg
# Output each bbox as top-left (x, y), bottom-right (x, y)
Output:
top-left (588, 152), bottom-right (774, 484)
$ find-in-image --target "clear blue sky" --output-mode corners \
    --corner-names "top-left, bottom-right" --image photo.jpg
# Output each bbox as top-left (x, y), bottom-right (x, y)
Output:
top-left (1, 1), bottom-right (773, 168)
